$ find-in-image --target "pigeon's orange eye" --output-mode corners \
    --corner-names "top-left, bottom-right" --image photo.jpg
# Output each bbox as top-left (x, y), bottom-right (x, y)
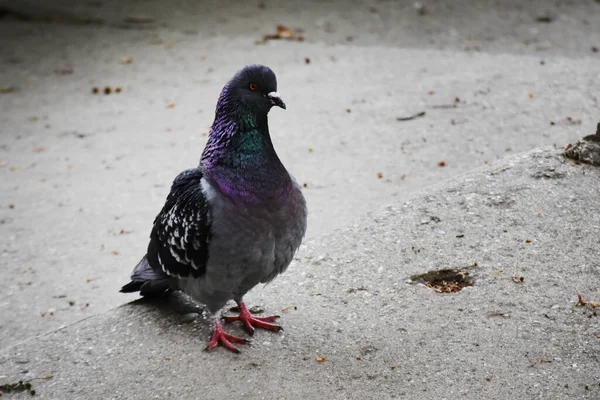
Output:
top-left (249, 83), bottom-right (258, 91)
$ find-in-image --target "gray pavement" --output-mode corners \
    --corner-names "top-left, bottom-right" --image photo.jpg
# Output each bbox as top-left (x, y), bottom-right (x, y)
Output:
top-left (1, 147), bottom-right (599, 399)
top-left (0, 0), bottom-right (599, 397)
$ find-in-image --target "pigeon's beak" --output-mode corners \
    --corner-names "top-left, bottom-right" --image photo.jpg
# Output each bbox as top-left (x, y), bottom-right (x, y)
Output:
top-left (268, 91), bottom-right (286, 109)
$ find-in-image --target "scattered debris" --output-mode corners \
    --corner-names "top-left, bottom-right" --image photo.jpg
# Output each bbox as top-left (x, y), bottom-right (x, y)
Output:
top-left (0, 376), bottom-right (51, 396)
top-left (430, 97), bottom-right (461, 109)
top-left (356, 355), bottom-right (363, 360)
top-left (120, 57), bottom-right (133, 64)
top-left (409, 264), bottom-right (476, 293)
top-left (564, 122), bottom-right (600, 166)
top-left (281, 305), bottom-right (297, 312)
top-left (167, 103), bottom-right (175, 108)
top-left (535, 15), bottom-right (553, 23)
top-left (34, 146), bottom-right (45, 153)
top-left (592, 46), bottom-right (598, 53)
top-left (164, 356), bottom-right (172, 361)
top-left (528, 91), bottom-right (535, 98)
top-left (526, 352), bottom-right (553, 367)
top-left (112, 250), bottom-right (120, 255)
top-left (0, 85), bottom-right (15, 94)
top-left (438, 161), bottom-right (446, 167)
top-left (575, 294), bottom-right (587, 307)
top-left (377, 172), bottom-right (383, 179)
top-left (304, 57), bottom-right (311, 64)
top-left (259, 24), bottom-right (304, 43)
top-left (396, 111), bottom-right (426, 121)
top-left (511, 263), bottom-right (524, 283)
top-left (307, 147), bottom-right (313, 153)
top-left (92, 86), bottom-right (122, 95)
top-left (315, 356), bottom-right (326, 362)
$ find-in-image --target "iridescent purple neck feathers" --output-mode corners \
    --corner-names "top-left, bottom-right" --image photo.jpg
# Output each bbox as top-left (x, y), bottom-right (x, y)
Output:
top-left (200, 82), bottom-right (291, 200)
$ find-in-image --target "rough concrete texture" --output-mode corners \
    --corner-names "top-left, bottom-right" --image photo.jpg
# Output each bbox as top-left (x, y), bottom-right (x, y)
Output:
top-left (1, 0), bottom-right (599, 350)
top-left (1, 148), bottom-right (599, 399)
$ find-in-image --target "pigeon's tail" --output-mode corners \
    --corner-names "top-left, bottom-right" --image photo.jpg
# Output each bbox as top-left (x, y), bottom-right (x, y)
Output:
top-left (120, 256), bottom-right (173, 296)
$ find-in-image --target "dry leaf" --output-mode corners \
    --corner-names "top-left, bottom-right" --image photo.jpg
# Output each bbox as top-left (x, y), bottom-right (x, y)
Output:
top-left (261, 24), bottom-right (304, 42)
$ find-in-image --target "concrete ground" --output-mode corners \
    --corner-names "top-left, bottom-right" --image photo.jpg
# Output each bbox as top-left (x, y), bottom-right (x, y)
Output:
top-left (0, 0), bottom-right (599, 398)
top-left (1, 147), bottom-right (599, 399)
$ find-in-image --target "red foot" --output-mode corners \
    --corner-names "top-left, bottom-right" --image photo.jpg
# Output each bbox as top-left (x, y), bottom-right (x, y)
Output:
top-left (223, 302), bottom-right (281, 336)
top-left (204, 319), bottom-right (248, 354)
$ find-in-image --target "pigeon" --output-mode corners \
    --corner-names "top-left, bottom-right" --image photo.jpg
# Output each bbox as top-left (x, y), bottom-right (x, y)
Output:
top-left (121, 65), bottom-right (307, 353)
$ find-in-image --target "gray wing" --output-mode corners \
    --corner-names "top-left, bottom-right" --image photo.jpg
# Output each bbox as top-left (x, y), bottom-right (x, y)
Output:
top-left (146, 168), bottom-right (211, 279)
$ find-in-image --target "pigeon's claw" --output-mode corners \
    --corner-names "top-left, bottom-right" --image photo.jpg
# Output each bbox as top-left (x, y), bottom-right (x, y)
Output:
top-left (205, 319), bottom-right (248, 354)
top-left (223, 302), bottom-right (281, 336)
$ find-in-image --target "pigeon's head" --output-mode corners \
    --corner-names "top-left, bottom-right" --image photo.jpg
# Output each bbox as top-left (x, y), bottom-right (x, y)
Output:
top-left (225, 64), bottom-right (286, 116)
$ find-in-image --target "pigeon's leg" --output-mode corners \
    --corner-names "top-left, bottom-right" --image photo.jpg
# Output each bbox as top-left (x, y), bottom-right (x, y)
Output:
top-left (204, 317), bottom-right (248, 354)
top-left (223, 301), bottom-right (281, 336)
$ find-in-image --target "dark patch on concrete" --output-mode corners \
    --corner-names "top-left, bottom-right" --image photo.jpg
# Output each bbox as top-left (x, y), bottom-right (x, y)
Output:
top-left (531, 167), bottom-right (568, 179)
top-left (564, 124), bottom-right (600, 166)
top-left (409, 263), bottom-right (476, 293)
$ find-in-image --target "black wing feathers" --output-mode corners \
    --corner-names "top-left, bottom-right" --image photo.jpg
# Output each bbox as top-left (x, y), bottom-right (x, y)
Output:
top-left (146, 168), bottom-right (211, 279)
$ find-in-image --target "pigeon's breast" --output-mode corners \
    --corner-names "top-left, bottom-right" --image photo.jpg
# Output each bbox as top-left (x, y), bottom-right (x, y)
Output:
top-left (194, 176), bottom-right (307, 304)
